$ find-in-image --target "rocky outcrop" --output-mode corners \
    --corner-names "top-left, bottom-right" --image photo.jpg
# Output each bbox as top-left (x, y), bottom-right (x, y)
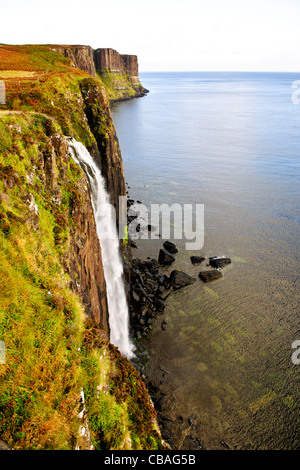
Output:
top-left (121, 54), bottom-right (139, 83)
top-left (94, 48), bottom-right (148, 101)
top-left (94, 48), bottom-right (125, 74)
top-left (50, 45), bottom-right (148, 101)
top-left (94, 49), bottom-right (141, 84)
top-left (49, 45), bottom-right (96, 77)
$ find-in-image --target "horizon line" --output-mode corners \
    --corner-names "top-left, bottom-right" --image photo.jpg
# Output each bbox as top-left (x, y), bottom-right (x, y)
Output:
top-left (140, 70), bottom-right (300, 74)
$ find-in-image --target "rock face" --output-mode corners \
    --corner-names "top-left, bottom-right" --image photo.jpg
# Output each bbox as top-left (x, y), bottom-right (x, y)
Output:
top-left (121, 54), bottom-right (140, 85)
top-left (51, 45), bottom-right (148, 101)
top-left (50, 45), bottom-right (96, 76)
top-left (79, 78), bottom-right (126, 223)
top-left (49, 133), bottom-right (109, 332)
top-left (94, 48), bottom-right (126, 73)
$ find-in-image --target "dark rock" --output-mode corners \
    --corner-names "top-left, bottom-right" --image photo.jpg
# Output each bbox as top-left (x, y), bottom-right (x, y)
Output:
top-left (127, 198), bottom-right (135, 207)
top-left (156, 285), bottom-right (165, 295)
top-left (199, 270), bottom-right (222, 282)
top-left (190, 255), bottom-right (205, 265)
top-left (132, 270), bottom-right (144, 287)
top-left (132, 290), bottom-right (140, 302)
top-left (155, 396), bottom-right (165, 412)
top-left (158, 249), bottom-right (175, 265)
top-left (161, 320), bottom-right (168, 330)
top-left (157, 288), bottom-right (172, 301)
top-left (130, 240), bottom-right (138, 248)
top-left (209, 257), bottom-right (231, 269)
top-left (163, 240), bottom-right (178, 253)
top-left (140, 259), bottom-right (159, 271)
top-left (170, 270), bottom-right (196, 289)
top-left (158, 274), bottom-right (170, 287)
top-left (154, 299), bottom-right (165, 312)
top-left (140, 305), bottom-right (148, 317)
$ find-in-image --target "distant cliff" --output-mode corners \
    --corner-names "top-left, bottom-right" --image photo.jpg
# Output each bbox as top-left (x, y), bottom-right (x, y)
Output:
top-left (50, 45), bottom-right (148, 102)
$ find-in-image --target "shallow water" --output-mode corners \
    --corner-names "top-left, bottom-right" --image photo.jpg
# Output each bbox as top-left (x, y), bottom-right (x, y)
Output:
top-left (111, 72), bottom-right (300, 449)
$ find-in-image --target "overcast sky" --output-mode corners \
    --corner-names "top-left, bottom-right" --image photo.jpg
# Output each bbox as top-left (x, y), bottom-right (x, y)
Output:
top-left (1, 0), bottom-right (300, 72)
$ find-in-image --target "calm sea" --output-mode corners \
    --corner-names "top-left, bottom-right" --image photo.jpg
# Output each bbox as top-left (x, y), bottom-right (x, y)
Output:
top-left (111, 72), bottom-right (300, 450)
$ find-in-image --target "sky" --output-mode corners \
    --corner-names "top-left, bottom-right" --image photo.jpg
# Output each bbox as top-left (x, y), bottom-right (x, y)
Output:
top-left (1, 0), bottom-right (300, 72)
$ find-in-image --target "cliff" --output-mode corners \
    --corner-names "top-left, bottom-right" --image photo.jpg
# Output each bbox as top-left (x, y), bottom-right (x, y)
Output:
top-left (0, 44), bottom-right (161, 450)
top-left (49, 44), bottom-right (96, 77)
top-left (50, 45), bottom-right (148, 102)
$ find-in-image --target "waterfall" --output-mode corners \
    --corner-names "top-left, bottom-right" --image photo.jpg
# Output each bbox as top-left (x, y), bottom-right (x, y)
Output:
top-left (68, 138), bottom-right (135, 359)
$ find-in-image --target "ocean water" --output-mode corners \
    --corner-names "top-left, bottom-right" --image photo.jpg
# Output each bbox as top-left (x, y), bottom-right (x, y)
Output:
top-left (111, 72), bottom-right (300, 450)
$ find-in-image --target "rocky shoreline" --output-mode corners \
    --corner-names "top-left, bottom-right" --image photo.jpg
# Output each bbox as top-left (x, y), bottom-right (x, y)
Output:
top-left (125, 193), bottom-right (232, 450)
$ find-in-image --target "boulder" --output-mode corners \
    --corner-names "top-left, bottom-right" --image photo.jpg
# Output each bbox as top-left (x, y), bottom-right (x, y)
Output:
top-left (190, 256), bottom-right (205, 265)
top-left (199, 270), bottom-right (222, 282)
top-left (158, 249), bottom-right (175, 265)
top-left (163, 240), bottom-right (178, 253)
top-left (170, 270), bottom-right (196, 289)
top-left (209, 257), bottom-right (231, 269)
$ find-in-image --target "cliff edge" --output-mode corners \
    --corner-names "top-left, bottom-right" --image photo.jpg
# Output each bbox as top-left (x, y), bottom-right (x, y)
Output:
top-left (0, 44), bottom-right (160, 450)
top-left (50, 44), bottom-right (149, 102)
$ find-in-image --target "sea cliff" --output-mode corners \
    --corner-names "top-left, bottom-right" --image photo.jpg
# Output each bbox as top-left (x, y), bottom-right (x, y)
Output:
top-left (0, 44), bottom-right (161, 450)
top-left (50, 45), bottom-right (148, 102)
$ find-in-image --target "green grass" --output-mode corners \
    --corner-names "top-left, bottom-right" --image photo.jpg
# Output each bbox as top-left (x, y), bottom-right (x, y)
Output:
top-left (0, 78), bottom-right (162, 449)
top-left (97, 71), bottom-right (138, 101)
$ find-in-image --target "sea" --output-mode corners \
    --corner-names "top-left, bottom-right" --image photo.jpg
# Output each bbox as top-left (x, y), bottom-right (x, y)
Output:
top-left (111, 72), bottom-right (300, 450)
